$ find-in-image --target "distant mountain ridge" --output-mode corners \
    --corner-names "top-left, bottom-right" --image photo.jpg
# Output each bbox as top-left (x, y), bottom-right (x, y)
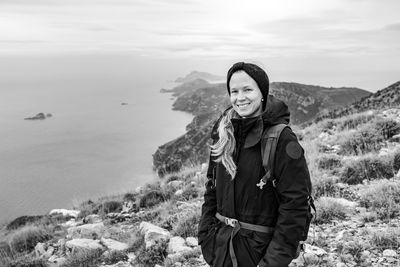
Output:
top-left (314, 81), bottom-right (400, 123)
top-left (175, 71), bottom-right (224, 83)
top-left (153, 73), bottom-right (371, 176)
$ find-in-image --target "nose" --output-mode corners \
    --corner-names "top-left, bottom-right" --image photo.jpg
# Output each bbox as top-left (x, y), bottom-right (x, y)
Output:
top-left (237, 90), bottom-right (246, 101)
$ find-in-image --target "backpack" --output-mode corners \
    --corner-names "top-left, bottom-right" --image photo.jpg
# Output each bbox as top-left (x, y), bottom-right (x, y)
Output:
top-left (260, 124), bottom-right (316, 252)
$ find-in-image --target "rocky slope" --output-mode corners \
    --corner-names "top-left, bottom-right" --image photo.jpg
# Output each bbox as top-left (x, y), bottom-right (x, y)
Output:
top-left (153, 75), bottom-right (370, 176)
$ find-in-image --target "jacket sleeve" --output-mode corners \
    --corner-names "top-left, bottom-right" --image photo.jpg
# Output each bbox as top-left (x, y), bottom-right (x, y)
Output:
top-left (198, 154), bottom-right (217, 242)
top-left (259, 128), bottom-right (312, 267)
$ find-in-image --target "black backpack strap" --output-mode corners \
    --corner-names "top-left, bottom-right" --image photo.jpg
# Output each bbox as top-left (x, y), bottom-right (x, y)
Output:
top-left (260, 124), bottom-right (288, 188)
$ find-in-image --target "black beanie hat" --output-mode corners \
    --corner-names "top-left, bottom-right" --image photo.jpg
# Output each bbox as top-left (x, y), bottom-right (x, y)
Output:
top-left (226, 62), bottom-right (269, 103)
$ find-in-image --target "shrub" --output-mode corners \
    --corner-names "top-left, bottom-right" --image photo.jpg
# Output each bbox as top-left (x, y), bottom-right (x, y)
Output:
top-left (312, 174), bottom-right (338, 198)
top-left (172, 212), bottom-right (200, 238)
top-left (103, 250), bottom-right (128, 265)
top-left (8, 225), bottom-right (53, 253)
top-left (369, 227), bottom-right (400, 250)
top-left (101, 200), bottom-right (123, 214)
top-left (337, 113), bottom-right (375, 131)
top-left (123, 192), bottom-right (137, 202)
top-left (135, 240), bottom-right (168, 267)
top-left (340, 156), bottom-right (393, 184)
top-left (313, 197), bottom-right (348, 224)
top-left (318, 154), bottom-right (342, 170)
top-left (359, 180), bottom-right (400, 220)
top-left (177, 186), bottom-right (199, 201)
top-left (139, 191), bottom-right (166, 208)
top-left (393, 151), bottom-right (400, 171)
top-left (76, 200), bottom-right (101, 219)
top-left (127, 230), bottom-right (145, 253)
top-left (1, 253), bottom-right (48, 267)
top-left (6, 216), bottom-right (45, 231)
top-left (60, 249), bottom-right (103, 267)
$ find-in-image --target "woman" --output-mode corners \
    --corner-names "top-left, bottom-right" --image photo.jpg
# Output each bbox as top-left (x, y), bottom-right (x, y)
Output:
top-left (198, 62), bottom-right (312, 267)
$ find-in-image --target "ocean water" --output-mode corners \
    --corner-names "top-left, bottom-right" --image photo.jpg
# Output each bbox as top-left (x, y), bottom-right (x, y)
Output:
top-left (0, 54), bottom-right (192, 222)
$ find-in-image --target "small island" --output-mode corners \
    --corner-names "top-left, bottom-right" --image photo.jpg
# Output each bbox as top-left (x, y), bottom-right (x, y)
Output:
top-left (24, 113), bottom-right (52, 120)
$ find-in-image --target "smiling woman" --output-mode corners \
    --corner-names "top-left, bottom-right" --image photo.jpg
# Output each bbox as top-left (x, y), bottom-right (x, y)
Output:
top-left (198, 62), bottom-right (313, 267)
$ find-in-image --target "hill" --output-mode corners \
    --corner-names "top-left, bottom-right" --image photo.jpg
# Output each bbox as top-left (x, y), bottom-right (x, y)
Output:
top-left (175, 71), bottom-right (224, 83)
top-left (314, 81), bottom-right (400, 123)
top-left (153, 77), bottom-right (370, 176)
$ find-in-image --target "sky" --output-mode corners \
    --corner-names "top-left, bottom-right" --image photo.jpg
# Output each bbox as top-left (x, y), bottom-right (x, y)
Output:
top-left (0, 0), bottom-right (399, 91)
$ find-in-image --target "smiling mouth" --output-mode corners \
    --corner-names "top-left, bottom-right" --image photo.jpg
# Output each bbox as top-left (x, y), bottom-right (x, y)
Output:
top-left (237, 103), bottom-right (250, 108)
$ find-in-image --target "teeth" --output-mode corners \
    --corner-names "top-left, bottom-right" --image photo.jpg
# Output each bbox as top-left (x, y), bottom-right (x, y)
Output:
top-left (238, 103), bottom-right (249, 107)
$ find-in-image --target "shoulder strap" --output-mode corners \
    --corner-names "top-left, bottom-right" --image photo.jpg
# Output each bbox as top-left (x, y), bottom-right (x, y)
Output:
top-left (260, 124), bottom-right (288, 188)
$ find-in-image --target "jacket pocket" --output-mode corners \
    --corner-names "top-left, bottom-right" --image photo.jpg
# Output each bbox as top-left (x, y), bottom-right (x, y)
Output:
top-left (199, 220), bottom-right (220, 265)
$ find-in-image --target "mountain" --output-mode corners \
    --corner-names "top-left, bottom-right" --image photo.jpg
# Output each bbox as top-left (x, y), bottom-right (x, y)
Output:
top-left (175, 71), bottom-right (224, 83)
top-left (314, 81), bottom-right (400, 123)
top-left (153, 78), bottom-right (371, 176)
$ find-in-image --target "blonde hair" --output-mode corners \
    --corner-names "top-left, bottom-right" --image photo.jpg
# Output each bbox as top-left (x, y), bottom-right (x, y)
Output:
top-left (210, 108), bottom-right (238, 179)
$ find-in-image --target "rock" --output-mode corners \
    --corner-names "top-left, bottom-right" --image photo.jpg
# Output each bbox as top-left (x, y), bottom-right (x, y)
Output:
top-left (35, 242), bottom-right (46, 257)
top-left (382, 249), bottom-right (397, 257)
top-left (84, 214), bottom-right (102, 224)
top-left (168, 236), bottom-right (192, 254)
top-left (66, 238), bottom-right (103, 254)
top-left (333, 198), bottom-right (358, 209)
top-left (57, 239), bottom-right (67, 254)
top-left (44, 245), bottom-right (55, 258)
top-left (100, 238), bottom-right (129, 251)
top-left (24, 112), bottom-right (46, 120)
top-left (185, 237), bottom-right (198, 247)
top-left (62, 219), bottom-right (79, 228)
top-left (175, 189), bottom-right (184, 197)
top-left (336, 263), bottom-right (347, 267)
top-left (304, 244), bottom-right (327, 256)
top-left (67, 222), bottom-right (105, 239)
top-left (49, 209), bottom-right (80, 218)
top-left (121, 201), bottom-right (135, 213)
top-left (48, 255), bottom-right (66, 265)
top-left (127, 252), bottom-right (136, 263)
top-left (139, 222), bottom-right (171, 248)
top-left (302, 252), bottom-right (319, 264)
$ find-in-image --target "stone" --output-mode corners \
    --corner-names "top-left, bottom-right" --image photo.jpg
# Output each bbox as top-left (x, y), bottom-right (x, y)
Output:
top-left (168, 236), bottom-right (192, 254)
top-left (66, 238), bottom-right (103, 254)
top-left (121, 201), bottom-right (135, 213)
top-left (139, 221), bottom-right (171, 248)
top-left (100, 238), bottom-right (129, 251)
top-left (84, 214), bottom-right (102, 224)
top-left (44, 245), bottom-right (55, 258)
top-left (336, 263), bottom-right (347, 267)
top-left (302, 252), bottom-right (319, 264)
top-left (57, 238), bottom-right (67, 254)
top-left (49, 209), bottom-right (80, 218)
top-left (67, 222), bottom-right (105, 239)
top-left (62, 219), bottom-right (79, 228)
top-left (127, 252), bottom-right (136, 263)
top-left (35, 242), bottom-right (46, 257)
top-left (185, 237), bottom-right (198, 247)
top-left (175, 189), bottom-right (183, 197)
top-left (382, 249), bottom-right (397, 257)
top-left (48, 255), bottom-right (66, 265)
top-left (304, 244), bottom-right (327, 256)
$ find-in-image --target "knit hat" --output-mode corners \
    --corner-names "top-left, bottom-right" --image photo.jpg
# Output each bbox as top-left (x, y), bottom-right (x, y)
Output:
top-left (226, 62), bottom-right (269, 104)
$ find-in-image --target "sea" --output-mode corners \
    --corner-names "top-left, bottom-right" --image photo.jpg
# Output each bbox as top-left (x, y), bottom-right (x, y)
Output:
top-left (0, 54), bottom-right (193, 223)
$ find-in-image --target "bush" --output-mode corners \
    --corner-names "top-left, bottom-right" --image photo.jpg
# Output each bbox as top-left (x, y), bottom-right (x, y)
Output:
top-left (340, 156), bottom-right (393, 184)
top-left (312, 175), bottom-right (338, 198)
top-left (123, 192), bottom-right (137, 202)
top-left (318, 154), bottom-right (342, 170)
top-left (60, 249), bottom-right (103, 267)
top-left (393, 151), bottom-right (400, 171)
top-left (172, 212), bottom-right (200, 238)
top-left (101, 200), bottom-right (123, 214)
top-left (314, 197), bottom-right (348, 224)
top-left (77, 200), bottom-right (102, 219)
top-left (139, 191), bottom-right (166, 208)
top-left (1, 253), bottom-right (48, 267)
top-left (359, 180), bottom-right (400, 220)
top-left (369, 227), bottom-right (400, 250)
top-left (6, 216), bottom-right (45, 231)
top-left (177, 186), bottom-right (199, 201)
top-left (103, 250), bottom-right (128, 265)
top-left (135, 240), bottom-right (168, 267)
top-left (8, 225), bottom-right (53, 253)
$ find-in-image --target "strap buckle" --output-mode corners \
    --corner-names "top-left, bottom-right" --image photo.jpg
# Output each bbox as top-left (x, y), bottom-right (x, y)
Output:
top-left (224, 217), bottom-right (238, 227)
top-left (272, 178), bottom-right (277, 188)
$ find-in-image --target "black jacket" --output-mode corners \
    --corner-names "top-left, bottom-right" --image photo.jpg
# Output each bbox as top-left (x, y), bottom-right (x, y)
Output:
top-left (198, 96), bottom-right (312, 267)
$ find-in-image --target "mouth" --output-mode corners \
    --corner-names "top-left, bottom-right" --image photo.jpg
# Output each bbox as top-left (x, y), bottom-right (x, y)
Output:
top-left (237, 103), bottom-right (250, 108)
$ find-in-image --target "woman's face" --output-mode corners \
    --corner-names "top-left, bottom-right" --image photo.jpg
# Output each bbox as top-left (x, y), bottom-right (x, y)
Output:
top-left (229, 71), bottom-right (263, 118)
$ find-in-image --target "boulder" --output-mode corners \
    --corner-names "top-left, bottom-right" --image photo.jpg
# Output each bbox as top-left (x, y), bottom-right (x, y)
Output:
top-left (34, 242), bottom-right (46, 257)
top-left (167, 236), bottom-right (192, 254)
top-left (167, 180), bottom-right (184, 189)
top-left (185, 237), bottom-right (198, 247)
top-left (382, 249), bottom-right (397, 257)
top-left (100, 238), bottom-right (129, 251)
top-left (84, 214), bottom-right (102, 224)
top-left (49, 209), bottom-right (80, 218)
top-left (304, 244), bottom-right (327, 256)
top-left (67, 222), bottom-right (105, 239)
top-left (139, 222), bottom-right (170, 248)
top-left (66, 238), bottom-right (103, 254)
top-left (48, 255), bottom-right (66, 265)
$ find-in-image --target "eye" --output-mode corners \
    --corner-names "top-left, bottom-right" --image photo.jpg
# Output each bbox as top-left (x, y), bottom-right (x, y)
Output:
top-left (245, 88), bottom-right (253, 92)
top-left (231, 89), bottom-right (238, 94)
